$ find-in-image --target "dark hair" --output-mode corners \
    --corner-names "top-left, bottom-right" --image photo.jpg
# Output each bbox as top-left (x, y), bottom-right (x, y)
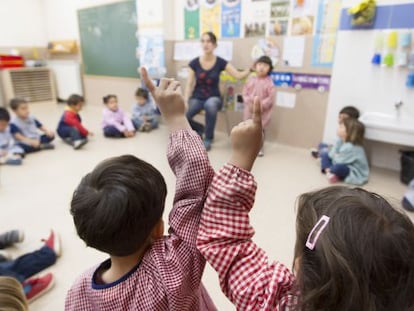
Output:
top-left (343, 118), bottom-right (365, 145)
top-left (294, 186), bottom-right (414, 311)
top-left (256, 55), bottom-right (273, 75)
top-left (67, 94), bottom-right (84, 107)
top-left (135, 88), bottom-right (149, 100)
top-left (339, 106), bottom-right (360, 119)
top-left (70, 155), bottom-right (167, 257)
top-left (0, 107), bottom-right (10, 122)
top-left (201, 32), bottom-right (217, 45)
top-left (103, 94), bottom-right (117, 104)
top-left (9, 98), bottom-right (27, 111)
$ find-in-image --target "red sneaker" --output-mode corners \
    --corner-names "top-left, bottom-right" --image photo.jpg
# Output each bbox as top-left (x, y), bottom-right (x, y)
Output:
top-left (42, 230), bottom-right (61, 257)
top-left (24, 273), bottom-right (55, 303)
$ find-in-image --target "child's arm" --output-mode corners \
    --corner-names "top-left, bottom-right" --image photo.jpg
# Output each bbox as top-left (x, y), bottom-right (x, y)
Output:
top-left (9, 124), bottom-right (40, 147)
top-left (64, 111), bottom-right (89, 137)
top-left (197, 99), bottom-right (296, 310)
top-left (141, 68), bottom-right (214, 245)
top-left (261, 80), bottom-right (276, 111)
top-left (121, 112), bottom-right (135, 132)
top-left (36, 119), bottom-right (54, 137)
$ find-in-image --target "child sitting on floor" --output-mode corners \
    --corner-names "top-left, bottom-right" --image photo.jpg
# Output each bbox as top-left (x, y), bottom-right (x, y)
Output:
top-left (242, 55), bottom-right (275, 157)
top-left (65, 69), bottom-right (216, 311)
top-left (197, 97), bottom-right (414, 311)
top-left (0, 107), bottom-right (24, 165)
top-left (102, 94), bottom-right (135, 138)
top-left (311, 106), bottom-right (360, 158)
top-left (9, 98), bottom-right (55, 154)
top-left (320, 118), bottom-right (369, 185)
top-left (57, 94), bottom-right (92, 150)
top-left (132, 88), bottom-right (159, 132)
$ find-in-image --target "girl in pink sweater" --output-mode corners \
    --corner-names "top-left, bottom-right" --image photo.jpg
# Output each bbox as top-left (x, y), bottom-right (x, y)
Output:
top-left (242, 56), bottom-right (275, 156)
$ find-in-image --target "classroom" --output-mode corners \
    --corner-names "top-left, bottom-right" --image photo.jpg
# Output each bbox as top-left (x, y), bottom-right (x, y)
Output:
top-left (0, 0), bottom-right (414, 310)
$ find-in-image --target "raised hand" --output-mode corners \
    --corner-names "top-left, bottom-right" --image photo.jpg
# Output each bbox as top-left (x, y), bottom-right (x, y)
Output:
top-left (229, 96), bottom-right (263, 171)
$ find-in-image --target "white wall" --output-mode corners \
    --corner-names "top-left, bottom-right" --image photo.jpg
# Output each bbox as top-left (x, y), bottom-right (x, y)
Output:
top-left (0, 0), bottom-right (47, 46)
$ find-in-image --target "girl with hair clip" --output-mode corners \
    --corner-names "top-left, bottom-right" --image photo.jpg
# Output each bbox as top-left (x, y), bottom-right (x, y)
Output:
top-left (320, 118), bottom-right (369, 185)
top-left (242, 55), bottom-right (275, 157)
top-left (102, 95), bottom-right (136, 138)
top-left (197, 98), bottom-right (414, 311)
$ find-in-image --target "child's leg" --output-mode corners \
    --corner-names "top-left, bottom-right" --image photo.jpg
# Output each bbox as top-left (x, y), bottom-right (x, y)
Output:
top-left (318, 142), bottom-right (329, 154)
top-left (17, 141), bottom-right (39, 154)
top-left (69, 127), bottom-right (85, 142)
top-left (330, 164), bottom-right (350, 180)
top-left (186, 98), bottom-right (205, 137)
top-left (103, 126), bottom-right (124, 138)
top-left (150, 116), bottom-right (159, 129)
top-left (40, 134), bottom-right (54, 144)
top-left (132, 117), bottom-right (144, 130)
top-left (320, 152), bottom-right (333, 173)
top-left (0, 246), bottom-right (56, 283)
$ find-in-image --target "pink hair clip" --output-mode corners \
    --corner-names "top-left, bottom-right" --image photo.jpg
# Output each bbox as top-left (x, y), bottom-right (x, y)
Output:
top-left (305, 215), bottom-right (330, 250)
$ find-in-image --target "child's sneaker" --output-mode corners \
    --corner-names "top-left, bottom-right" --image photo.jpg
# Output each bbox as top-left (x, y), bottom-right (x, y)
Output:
top-left (40, 143), bottom-right (55, 150)
top-left (24, 273), bottom-right (55, 303)
top-left (327, 172), bottom-right (340, 184)
top-left (0, 229), bottom-right (24, 248)
top-left (73, 139), bottom-right (87, 150)
top-left (310, 148), bottom-right (319, 159)
top-left (63, 138), bottom-right (73, 146)
top-left (41, 230), bottom-right (61, 257)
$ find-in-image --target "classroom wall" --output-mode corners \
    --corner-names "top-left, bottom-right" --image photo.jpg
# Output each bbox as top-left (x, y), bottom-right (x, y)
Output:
top-left (323, 0), bottom-right (414, 170)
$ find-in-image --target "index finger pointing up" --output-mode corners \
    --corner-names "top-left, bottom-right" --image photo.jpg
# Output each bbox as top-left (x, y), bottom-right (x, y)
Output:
top-left (252, 96), bottom-right (262, 125)
top-left (140, 67), bottom-right (156, 96)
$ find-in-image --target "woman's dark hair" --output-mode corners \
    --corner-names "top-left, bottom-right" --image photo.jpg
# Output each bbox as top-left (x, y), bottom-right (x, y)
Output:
top-left (9, 98), bottom-right (27, 111)
top-left (339, 106), bottom-right (360, 119)
top-left (256, 55), bottom-right (273, 75)
top-left (67, 94), bottom-right (84, 106)
top-left (0, 107), bottom-right (10, 122)
top-left (202, 31), bottom-right (217, 45)
top-left (135, 88), bottom-right (149, 100)
top-left (70, 155), bottom-right (167, 257)
top-left (343, 118), bottom-right (365, 145)
top-left (294, 186), bottom-right (414, 311)
top-left (103, 94), bottom-right (117, 104)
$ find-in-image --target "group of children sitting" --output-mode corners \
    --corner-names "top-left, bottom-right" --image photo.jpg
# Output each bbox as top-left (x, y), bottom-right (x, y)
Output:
top-left (62, 68), bottom-right (414, 310)
top-left (0, 88), bottom-right (159, 165)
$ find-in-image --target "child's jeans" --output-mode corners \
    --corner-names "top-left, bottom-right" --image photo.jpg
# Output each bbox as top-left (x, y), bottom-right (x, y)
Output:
top-left (320, 152), bottom-right (350, 180)
top-left (0, 246), bottom-right (56, 283)
top-left (318, 143), bottom-right (330, 154)
top-left (132, 116), bottom-right (159, 131)
top-left (57, 126), bottom-right (85, 143)
top-left (18, 135), bottom-right (54, 153)
top-left (103, 126), bottom-right (125, 138)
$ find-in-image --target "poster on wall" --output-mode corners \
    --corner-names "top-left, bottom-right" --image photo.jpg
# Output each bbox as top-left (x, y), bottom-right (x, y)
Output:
top-left (291, 0), bottom-right (317, 35)
top-left (243, 0), bottom-right (271, 38)
top-left (269, 0), bottom-right (291, 36)
top-left (221, 0), bottom-right (242, 38)
top-left (311, 0), bottom-right (342, 67)
top-left (184, 0), bottom-right (200, 39)
top-left (200, 0), bottom-right (221, 37)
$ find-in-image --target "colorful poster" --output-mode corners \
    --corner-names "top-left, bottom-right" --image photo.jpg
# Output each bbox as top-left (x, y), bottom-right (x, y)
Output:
top-left (184, 0), bottom-right (200, 39)
top-left (221, 0), bottom-right (242, 38)
top-left (311, 0), bottom-right (342, 67)
top-left (292, 73), bottom-right (331, 91)
top-left (200, 0), bottom-right (221, 37)
top-left (291, 0), bottom-right (316, 35)
top-left (269, 0), bottom-right (291, 36)
top-left (243, 0), bottom-right (271, 37)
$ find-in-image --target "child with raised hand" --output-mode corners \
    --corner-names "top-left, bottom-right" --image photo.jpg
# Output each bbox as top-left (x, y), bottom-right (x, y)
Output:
top-left (9, 98), bottom-right (55, 154)
top-left (321, 117), bottom-right (369, 185)
top-left (102, 94), bottom-right (135, 138)
top-left (197, 97), bottom-right (414, 310)
top-left (57, 94), bottom-right (92, 150)
top-left (132, 88), bottom-right (159, 132)
top-left (65, 68), bottom-right (217, 311)
top-left (242, 55), bottom-right (275, 157)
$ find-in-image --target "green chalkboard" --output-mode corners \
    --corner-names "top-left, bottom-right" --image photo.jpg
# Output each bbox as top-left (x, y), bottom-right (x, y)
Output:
top-left (78, 1), bottom-right (139, 78)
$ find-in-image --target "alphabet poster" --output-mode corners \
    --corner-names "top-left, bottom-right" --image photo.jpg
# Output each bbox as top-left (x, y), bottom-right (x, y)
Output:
top-left (184, 0), bottom-right (200, 39)
top-left (200, 0), bottom-right (221, 37)
top-left (221, 0), bottom-right (242, 38)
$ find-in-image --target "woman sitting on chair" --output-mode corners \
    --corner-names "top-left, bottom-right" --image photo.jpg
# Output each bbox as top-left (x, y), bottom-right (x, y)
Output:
top-left (185, 32), bottom-right (251, 151)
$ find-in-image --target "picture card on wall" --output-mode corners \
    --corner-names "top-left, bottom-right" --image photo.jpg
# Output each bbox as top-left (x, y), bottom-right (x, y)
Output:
top-left (276, 91), bottom-right (296, 108)
top-left (283, 36), bottom-right (305, 67)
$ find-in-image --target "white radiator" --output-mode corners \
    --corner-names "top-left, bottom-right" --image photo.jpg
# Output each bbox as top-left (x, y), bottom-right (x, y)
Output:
top-left (0, 67), bottom-right (56, 104)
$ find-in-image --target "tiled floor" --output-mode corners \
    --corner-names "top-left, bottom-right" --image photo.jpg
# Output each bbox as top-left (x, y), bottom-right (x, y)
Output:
top-left (0, 102), bottom-right (410, 310)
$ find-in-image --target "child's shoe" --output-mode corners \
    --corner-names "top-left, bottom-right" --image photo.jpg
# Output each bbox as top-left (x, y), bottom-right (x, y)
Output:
top-left (310, 148), bottom-right (319, 159)
top-left (0, 155), bottom-right (22, 165)
top-left (0, 229), bottom-right (24, 248)
top-left (24, 273), bottom-right (55, 303)
top-left (42, 230), bottom-right (61, 257)
top-left (73, 139), bottom-right (87, 150)
top-left (63, 138), bottom-right (73, 146)
top-left (327, 172), bottom-right (340, 184)
top-left (40, 143), bottom-right (55, 150)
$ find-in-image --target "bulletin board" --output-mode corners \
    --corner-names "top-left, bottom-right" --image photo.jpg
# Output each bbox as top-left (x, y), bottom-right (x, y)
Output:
top-left (77, 1), bottom-right (139, 78)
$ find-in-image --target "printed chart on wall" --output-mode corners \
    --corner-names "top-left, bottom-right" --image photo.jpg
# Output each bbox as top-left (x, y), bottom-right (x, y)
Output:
top-left (221, 0), bottom-right (242, 38)
top-left (136, 0), bottom-right (165, 78)
top-left (269, 0), bottom-right (291, 36)
top-left (184, 0), bottom-right (200, 39)
top-left (200, 0), bottom-right (221, 37)
top-left (311, 0), bottom-right (342, 67)
top-left (291, 0), bottom-right (317, 35)
top-left (243, 0), bottom-right (270, 38)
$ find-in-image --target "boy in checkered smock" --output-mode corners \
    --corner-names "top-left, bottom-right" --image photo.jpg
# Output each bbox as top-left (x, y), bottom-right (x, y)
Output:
top-left (65, 69), bottom-right (217, 311)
